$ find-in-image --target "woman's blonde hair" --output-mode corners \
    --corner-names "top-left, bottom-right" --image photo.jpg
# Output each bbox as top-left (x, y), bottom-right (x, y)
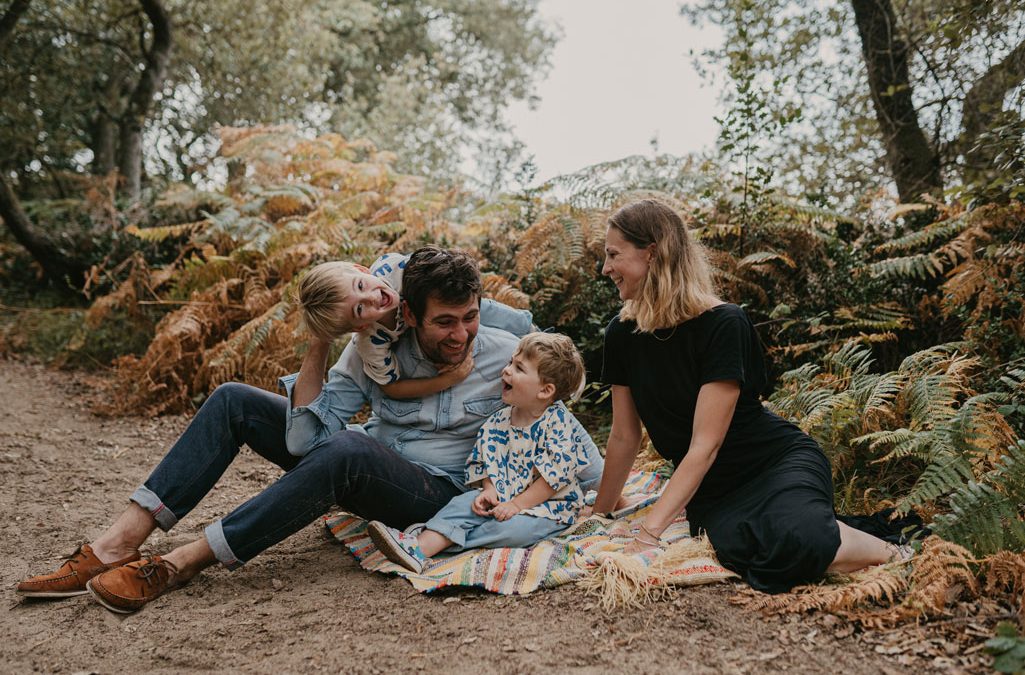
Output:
top-left (296, 261), bottom-right (368, 340)
top-left (608, 199), bottom-right (721, 332)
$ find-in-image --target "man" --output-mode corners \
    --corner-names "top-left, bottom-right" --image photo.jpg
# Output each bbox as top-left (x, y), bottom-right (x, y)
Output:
top-left (17, 247), bottom-right (603, 613)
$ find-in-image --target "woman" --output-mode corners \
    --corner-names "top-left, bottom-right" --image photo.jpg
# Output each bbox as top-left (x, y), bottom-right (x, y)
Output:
top-left (589, 198), bottom-right (902, 593)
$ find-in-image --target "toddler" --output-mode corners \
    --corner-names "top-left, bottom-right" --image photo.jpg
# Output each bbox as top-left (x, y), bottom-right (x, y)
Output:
top-left (367, 332), bottom-right (593, 573)
top-left (298, 248), bottom-right (522, 399)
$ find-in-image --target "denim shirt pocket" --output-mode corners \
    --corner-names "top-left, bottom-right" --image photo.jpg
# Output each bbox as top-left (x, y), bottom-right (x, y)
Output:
top-left (463, 395), bottom-right (504, 419)
top-left (380, 396), bottom-right (424, 420)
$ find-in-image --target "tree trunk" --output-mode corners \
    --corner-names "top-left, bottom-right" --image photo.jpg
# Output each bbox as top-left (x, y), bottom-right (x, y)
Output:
top-left (0, 0), bottom-right (31, 45)
top-left (118, 0), bottom-right (172, 201)
top-left (0, 175), bottom-right (86, 285)
top-left (850, 0), bottom-right (942, 202)
top-left (92, 115), bottom-right (118, 175)
top-left (0, 0), bottom-right (85, 286)
top-left (960, 36), bottom-right (1025, 190)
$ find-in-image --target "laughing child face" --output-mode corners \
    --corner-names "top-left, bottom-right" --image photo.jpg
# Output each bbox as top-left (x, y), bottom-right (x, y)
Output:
top-left (500, 349), bottom-right (555, 412)
top-left (338, 269), bottom-right (401, 331)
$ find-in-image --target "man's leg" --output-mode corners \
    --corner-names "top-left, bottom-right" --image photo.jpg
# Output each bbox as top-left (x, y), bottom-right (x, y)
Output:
top-left (85, 429), bottom-right (461, 612)
top-left (207, 429), bottom-right (462, 568)
top-left (18, 382), bottom-right (295, 598)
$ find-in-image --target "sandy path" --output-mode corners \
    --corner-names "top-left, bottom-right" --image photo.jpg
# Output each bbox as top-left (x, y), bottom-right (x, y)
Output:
top-left (0, 360), bottom-right (930, 673)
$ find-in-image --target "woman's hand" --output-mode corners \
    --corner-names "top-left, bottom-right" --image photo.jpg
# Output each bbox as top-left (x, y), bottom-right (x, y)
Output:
top-left (491, 500), bottom-right (523, 522)
top-left (472, 486), bottom-right (499, 516)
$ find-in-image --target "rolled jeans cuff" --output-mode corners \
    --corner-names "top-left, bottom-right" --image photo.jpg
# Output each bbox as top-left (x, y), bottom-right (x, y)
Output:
top-left (204, 519), bottom-right (243, 571)
top-left (424, 518), bottom-right (468, 550)
top-left (130, 486), bottom-right (178, 531)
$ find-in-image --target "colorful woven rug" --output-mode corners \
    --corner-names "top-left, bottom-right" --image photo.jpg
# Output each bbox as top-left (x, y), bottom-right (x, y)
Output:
top-left (324, 470), bottom-right (737, 595)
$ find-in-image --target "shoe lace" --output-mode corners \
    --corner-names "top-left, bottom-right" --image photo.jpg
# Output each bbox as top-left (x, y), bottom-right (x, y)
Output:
top-left (136, 560), bottom-right (171, 586)
top-left (62, 546), bottom-right (87, 568)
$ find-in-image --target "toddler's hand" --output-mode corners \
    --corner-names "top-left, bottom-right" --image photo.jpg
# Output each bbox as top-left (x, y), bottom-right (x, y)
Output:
top-left (491, 500), bottom-right (522, 522)
top-left (438, 354), bottom-right (475, 382)
top-left (472, 488), bottom-right (499, 516)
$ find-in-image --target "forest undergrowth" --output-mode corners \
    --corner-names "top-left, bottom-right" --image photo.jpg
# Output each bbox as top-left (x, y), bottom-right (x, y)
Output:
top-left (2, 126), bottom-right (1024, 664)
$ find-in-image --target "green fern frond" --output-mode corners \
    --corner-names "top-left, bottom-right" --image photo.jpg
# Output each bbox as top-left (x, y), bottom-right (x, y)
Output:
top-left (898, 455), bottom-right (976, 512)
top-left (766, 194), bottom-right (859, 225)
top-left (874, 213), bottom-right (970, 255)
top-left (244, 300), bottom-right (292, 357)
top-left (737, 250), bottom-right (797, 270)
top-left (853, 427), bottom-right (914, 451)
top-left (823, 340), bottom-right (875, 380)
top-left (862, 371), bottom-right (905, 417)
top-left (932, 441), bottom-right (1025, 555)
top-left (864, 252), bottom-right (947, 280)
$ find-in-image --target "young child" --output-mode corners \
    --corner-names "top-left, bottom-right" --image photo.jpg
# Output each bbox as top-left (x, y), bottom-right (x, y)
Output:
top-left (297, 249), bottom-right (523, 399)
top-left (366, 332), bottom-right (593, 573)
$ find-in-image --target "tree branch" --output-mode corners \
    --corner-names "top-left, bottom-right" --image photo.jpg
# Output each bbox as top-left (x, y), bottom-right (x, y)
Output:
top-left (961, 35), bottom-right (1025, 180)
top-left (0, 174), bottom-right (86, 284)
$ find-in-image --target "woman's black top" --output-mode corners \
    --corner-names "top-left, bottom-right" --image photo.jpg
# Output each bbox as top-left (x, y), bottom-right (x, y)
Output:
top-left (602, 303), bottom-right (811, 507)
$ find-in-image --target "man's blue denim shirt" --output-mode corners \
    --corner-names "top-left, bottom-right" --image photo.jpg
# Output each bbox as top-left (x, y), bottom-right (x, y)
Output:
top-left (280, 300), bottom-right (604, 490)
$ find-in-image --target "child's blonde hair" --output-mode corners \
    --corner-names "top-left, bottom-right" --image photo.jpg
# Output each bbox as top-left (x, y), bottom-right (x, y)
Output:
top-left (296, 261), bottom-right (368, 340)
top-left (517, 332), bottom-right (586, 403)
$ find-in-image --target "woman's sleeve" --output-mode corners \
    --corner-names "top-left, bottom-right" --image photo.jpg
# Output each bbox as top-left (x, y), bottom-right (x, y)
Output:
top-left (699, 306), bottom-right (750, 386)
top-left (601, 316), bottom-right (629, 386)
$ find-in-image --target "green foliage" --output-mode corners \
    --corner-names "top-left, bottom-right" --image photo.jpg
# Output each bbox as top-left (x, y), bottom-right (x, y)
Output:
top-left (987, 621), bottom-right (1025, 674)
top-left (0, 305), bottom-right (156, 369)
top-left (683, 0), bottom-right (1025, 204)
top-left (0, 308), bottom-right (84, 363)
top-left (769, 341), bottom-right (1019, 525)
top-left (1, 0), bottom-right (555, 190)
top-left (931, 440), bottom-right (1025, 556)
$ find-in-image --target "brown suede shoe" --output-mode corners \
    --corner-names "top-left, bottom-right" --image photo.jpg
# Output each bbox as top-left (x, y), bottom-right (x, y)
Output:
top-left (16, 544), bottom-right (141, 598)
top-left (86, 556), bottom-right (180, 614)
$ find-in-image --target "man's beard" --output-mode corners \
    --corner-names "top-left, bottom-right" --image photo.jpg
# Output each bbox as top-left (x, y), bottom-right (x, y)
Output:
top-left (420, 336), bottom-right (473, 367)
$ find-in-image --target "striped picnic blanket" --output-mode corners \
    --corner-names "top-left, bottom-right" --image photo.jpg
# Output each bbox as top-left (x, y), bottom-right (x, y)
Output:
top-left (324, 470), bottom-right (736, 595)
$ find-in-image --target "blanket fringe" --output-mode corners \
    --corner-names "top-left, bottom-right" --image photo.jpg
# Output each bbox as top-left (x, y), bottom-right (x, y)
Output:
top-left (580, 536), bottom-right (729, 612)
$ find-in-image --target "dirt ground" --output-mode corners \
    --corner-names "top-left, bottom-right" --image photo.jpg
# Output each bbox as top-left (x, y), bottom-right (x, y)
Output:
top-left (0, 359), bottom-right (992, 673)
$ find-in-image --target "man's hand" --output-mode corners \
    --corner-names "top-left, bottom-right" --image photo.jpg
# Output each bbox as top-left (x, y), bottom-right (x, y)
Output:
top-left (472, 486), bottom-right (499, 516)
top-left (491, 500), bottom-right (523, 522)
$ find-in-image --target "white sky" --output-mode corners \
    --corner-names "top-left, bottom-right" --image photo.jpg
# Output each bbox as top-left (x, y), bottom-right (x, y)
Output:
top-left (506, 0), bottom-right (724, 183)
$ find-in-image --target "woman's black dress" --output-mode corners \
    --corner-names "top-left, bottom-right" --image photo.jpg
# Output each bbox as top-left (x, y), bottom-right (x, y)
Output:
top-left (602, 303), bottom-right (841, 593)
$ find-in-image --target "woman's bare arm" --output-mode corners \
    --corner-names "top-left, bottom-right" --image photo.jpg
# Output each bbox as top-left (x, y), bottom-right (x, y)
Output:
top-left (637, 380), bottom-right (740, 541)
top-left (591, 385), bottom-right (646, 514)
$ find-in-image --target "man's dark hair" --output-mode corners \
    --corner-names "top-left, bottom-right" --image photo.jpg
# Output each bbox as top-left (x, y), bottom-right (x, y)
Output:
top-left (401, 246), bottom-right (482, 322)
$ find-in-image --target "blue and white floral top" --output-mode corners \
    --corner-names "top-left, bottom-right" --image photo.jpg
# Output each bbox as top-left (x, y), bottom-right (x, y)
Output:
top-left (353, 252), bottom-right (409, 385)
top-left (465, 401), bottom-right (590, 525)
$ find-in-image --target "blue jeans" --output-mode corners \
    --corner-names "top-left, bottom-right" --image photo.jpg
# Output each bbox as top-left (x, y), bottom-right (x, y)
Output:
top-left (425, 490), bottom-right (567, 552)
top-left (130, 383), bottom-right (463, 569)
